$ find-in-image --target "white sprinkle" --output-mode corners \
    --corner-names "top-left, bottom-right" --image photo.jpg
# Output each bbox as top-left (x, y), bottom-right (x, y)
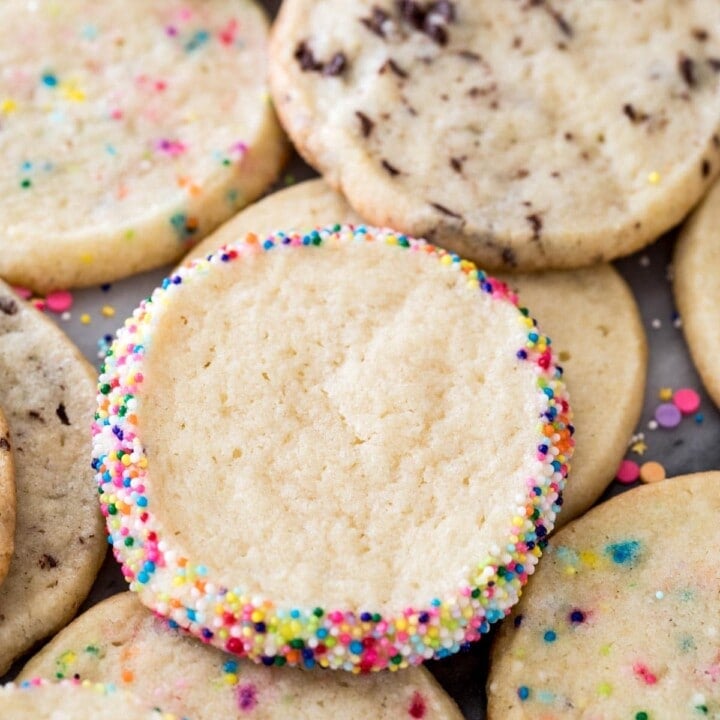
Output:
top-left (639, 255), bottom-right (650, 267)
top-left (651, 318), bottom-right (662, 329)
top-left (648, 420), bottom-right (659, 430)
top-left (655, 590), bottom-right (664, 600)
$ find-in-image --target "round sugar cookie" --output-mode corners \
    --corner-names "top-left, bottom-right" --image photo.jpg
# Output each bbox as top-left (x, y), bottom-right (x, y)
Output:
top-left (0, 0), bottom-right (286, 293)
top-left (674, 179), bottom-right (720, 407)
top-left (94, 225), bottom-right (573, 672)
top-left (0, 407), bottom-right (16, 587)
top-left (269, 0), bottom-right (720, 271)
top-left (20, 592), bottom-right (463, 719)
top-left (189, 179), bottom-right (646, 526)
top-left (487, 471), bottom-right (720, 719)
top-left (0, 680), bottom-right (177, 720)
top-left (0, 280), bottom-right (106, 674)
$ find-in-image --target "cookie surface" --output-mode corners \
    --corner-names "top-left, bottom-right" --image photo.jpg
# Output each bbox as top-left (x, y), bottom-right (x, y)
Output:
top-left (270, 0), bottom-right (720, 270)
top-left (0, 680), bottom-right (176, 720)
top-left (0, 280), bottom-right (106, 674)
top-left (487, 471), bottom-right (720, 718)
top-left (0, 0), bottom-right (285, 292)
top-left (20, 592), bottom-right (463, 719)
top-left (0, 407), bottom-right (16, 587)
top-left (190, 179), bottom-right (646, 525)
top-left (674, 179), bottom-right (720, 407)
top-left (94, 225), bottom-right (572, 671)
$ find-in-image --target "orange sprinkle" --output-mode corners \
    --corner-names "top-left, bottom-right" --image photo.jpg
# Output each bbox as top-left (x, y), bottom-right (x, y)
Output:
top-left (121, 669), bottom-right (134, 683)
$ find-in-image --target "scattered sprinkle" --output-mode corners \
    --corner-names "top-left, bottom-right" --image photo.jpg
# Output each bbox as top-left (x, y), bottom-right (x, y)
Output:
top-left (616, 459), bottom-right (640, 484)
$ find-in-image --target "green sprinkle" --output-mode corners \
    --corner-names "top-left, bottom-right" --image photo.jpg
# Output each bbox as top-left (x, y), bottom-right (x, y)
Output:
top-left (20, 178), bottom-right (31, 189)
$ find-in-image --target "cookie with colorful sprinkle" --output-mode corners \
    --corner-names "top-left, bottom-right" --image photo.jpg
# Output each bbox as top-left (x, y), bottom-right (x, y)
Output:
top-left (0, 0), bottom-right (286, 293)
top-left (269, 0), bottom-right (720, 271)
top-left (0, 279), bottom-right (106, 674)
top-left (487, 471), bottom-right (720, 719)
top-left (0, 679), bottom-right (178, 720)
top-left (0, 407), bottom-right (16, 587)
top-left (188, 179), bottom-right (646, 526)
top-left (94, 225), bottom-right (573, 672)
top-left (674, 179), bottom-right (720, 408)
top-left (20, 592), bottom-right (464, 719)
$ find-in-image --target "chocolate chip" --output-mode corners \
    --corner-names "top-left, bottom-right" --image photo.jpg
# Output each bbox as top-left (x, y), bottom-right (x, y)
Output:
top-left (702, 159), bottom-right (711, 177)
top-left (382, 159), bottom-right (401, 176)
top-left (457, 50), bottom-right (482, 61)
top-left (430, 202), bottom-right (463, 219)
top-left (547, 5), bottom-right (572, 38)
top-left (397, 0), bottom-right (426, 29)
top-left (323, 52), bottom-right (347, 77)
top-left (707, 58), bottom-right (720, 72)
top-left (678, 53), bottom-right (697, 87)
top-left (622, 103), bottom-right (648, 124)
top-left (501, 247), bottom-right (518, 267)
top-left (423, 19), bottom-right (448, 45)
top-left (692, 28), bottom-right (709, 42)
top-left (39, 554), bottom-right (58, 570)
top-left (450, 156), bottom-right (464, 173)
top-left (28, 410), bottom-right (44, 422)
top-left (380, 58), bottom-right (409, 78)
top-left (0, 437), bottom-right (9, 451)
top-left (526, 213), bottom-right (543, 240)
top-left (0, 296), bottom-right (18, 316)
top-left (56, 403), bottom-right (70, 426)
top-left (361, 6), bottom-right (391, 37)
top-left (355, 111), bottom-right (375, 137)
top-left (294, 41), bottom-right (322, 72)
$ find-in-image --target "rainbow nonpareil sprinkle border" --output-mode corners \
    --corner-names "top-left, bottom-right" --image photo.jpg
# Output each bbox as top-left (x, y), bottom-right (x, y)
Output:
top-left (92, 224), bottom-right (574, 673)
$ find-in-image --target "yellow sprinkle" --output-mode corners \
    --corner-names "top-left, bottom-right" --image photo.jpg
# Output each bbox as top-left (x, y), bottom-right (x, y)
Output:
top-left (101, 305), bottom-right (116, 318)
top-left (597, 681), bottom-right (612, 697)
top-left (579, 550), bottom-right (601, 568)
top-left (658, 387), bottom-right (672, 401)
top-left (648, 171), bottom-right (661, 185)
top-left (631, 440), bottom-right (647, 455)
top-left (80, 313), bottom-right (91, 325)
top-left (600, 644), bottom-right (612, 656)
top-left (1, 99), bottom-right (17, 114)
top-left (79, 252), bottom-right (94, 264)
top-left (223, 673), bottom-right (237, 685)
top-left (60, 80), bottom-right (86, 102)
top-left (564, 565), bottom-right (577, 576)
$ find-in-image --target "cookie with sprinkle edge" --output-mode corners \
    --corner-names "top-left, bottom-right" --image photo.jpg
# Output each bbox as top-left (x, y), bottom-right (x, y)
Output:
top-left (0, 279), bottom-right (106, 674)
top-left (94, 224), bottom-right (573, 672)
top-left (487, 471), bottom-right (720, 719)
top-left (674, 178), bottom-right (720, 408)
top-left (0, 407), bottom-right (16, 588)
top-left (189, 179), bottom-right (646, 526)
top-left (0, 679), bottom-right (178, 720)
top-left (0, 0), bottom-right (286, 292)
top-left (20, 592), bottom-right (464, 719)
top-left (269, 0), bottom-right (720, 271)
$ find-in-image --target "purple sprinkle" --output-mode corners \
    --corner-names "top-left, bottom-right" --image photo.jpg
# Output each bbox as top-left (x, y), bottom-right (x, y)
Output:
top-left (654, 402), bottom-right (682, 428)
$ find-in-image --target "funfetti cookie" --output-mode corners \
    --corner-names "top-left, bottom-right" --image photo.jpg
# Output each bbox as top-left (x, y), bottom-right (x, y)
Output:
top-left (674, 179), bottom-right (720, 408)
top-left (0, 407), bottom-right (16, 587)
top-left (0, 680), bottom-right (178, 720)
top-left (0, 0), bottom-right (286, 293)
top-left (188, 179), bottom-right (646, 526)
top-left (20, 592), bottom-right (464, 719)
top-left (487, 471), bottom-right (720, 719)
top-left (269, 1), bottom-right (720, 271)
top-left (94, 225), bottom-right (573, 672)
top-left (0, 280), bottom-right (106, 674)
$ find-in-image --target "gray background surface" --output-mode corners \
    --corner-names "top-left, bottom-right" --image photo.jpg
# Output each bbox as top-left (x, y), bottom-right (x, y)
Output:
top-left (5, 2), bottom-right (720, 717)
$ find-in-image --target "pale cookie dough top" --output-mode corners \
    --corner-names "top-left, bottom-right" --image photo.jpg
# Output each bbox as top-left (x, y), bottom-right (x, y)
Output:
top-left (0, 0), bottom-right (283, 291)
top-left (93, 226), bottom-right (573, 671)
top-left (188, 179), bottom-right (647, 527)
top-left (270, 0), bottom-right (720, 270)
top-left (20, 592), bottom-right (464, 719)
top-left (674, 179), bottom-right (720, 408)
top-left (487, 472), bottom-right (720, 719)
top-left (0, 680), bottom-right (178, 720)
top-left (0, 407), bottom-right (16, 587)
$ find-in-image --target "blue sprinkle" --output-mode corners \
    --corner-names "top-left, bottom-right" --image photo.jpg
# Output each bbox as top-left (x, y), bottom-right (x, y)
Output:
top-left (349, 641), bottom-right (363, 654)
top-left (185, 29), bottom-right (210, 52)
top-left (137, 571), bottom-right (149, 584)
top-left (136, 496), bottom-right (148, 508)
top-left (223, 660), bottom-right (238, 673)
top-left (518, 686), bottom-right (530, 701)
top-left (41, 72), bottom-right (58, 87)
top-left (605, 539), bottom-right (642, 566)
top-left (543, 629), bottom-right (557, 643)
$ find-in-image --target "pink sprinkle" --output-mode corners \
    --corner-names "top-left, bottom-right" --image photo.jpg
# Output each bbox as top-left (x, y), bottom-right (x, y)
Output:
top-left (655, 402), bottom-right (682, 428)
top-left (45, 290), bottom-right (73, 313)
top-left (165, 25), bottom-right (178, 37)
top-left (633, 662), bottom-right (658, 685)
top-left (156, 139), bottom-right (187, 157)
top-left (13, 286), bottom-right (32, 300)
top-left (673, 388), bottom-right (701, 415)
top-left (616, 460), bottom-right (640, 484)
top-left (231, 141), bottom-right (248, 155)
top-left (219, 19), bottom-right (238, 45)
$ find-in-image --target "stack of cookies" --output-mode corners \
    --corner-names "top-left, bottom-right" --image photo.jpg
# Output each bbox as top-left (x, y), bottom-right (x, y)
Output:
top-left (1, 1), bottom-right (719, 718)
